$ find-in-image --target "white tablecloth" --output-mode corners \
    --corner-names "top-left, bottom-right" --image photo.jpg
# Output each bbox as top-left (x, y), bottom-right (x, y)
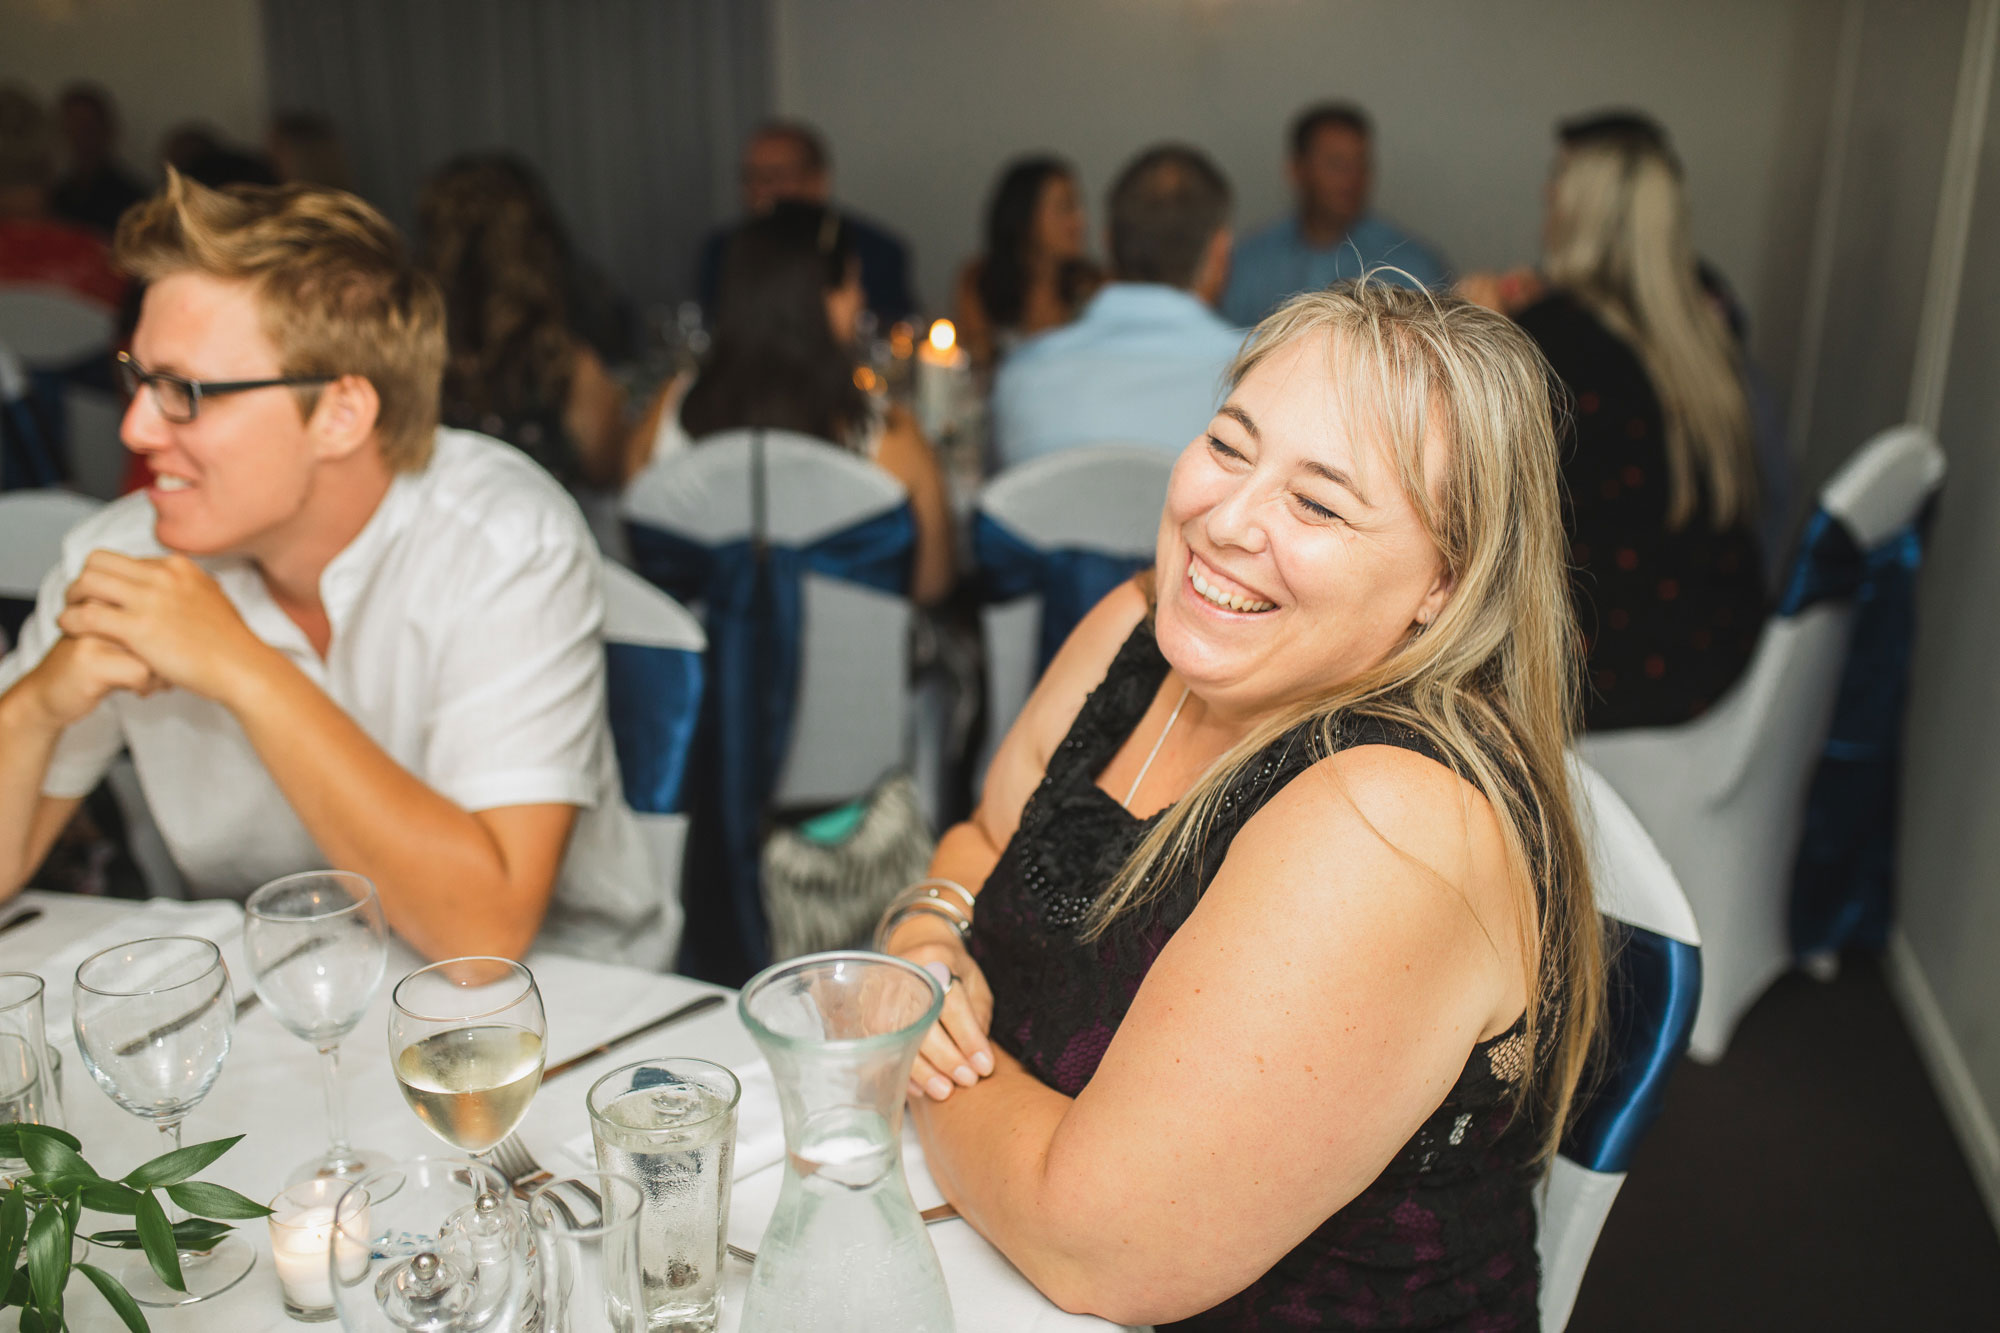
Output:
top-left (0, 891), bottom-right (1129, 1332)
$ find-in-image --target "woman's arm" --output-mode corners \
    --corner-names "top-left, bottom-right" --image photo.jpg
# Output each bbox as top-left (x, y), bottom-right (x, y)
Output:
top-left (563, 343), bottom-right (630, 489)
top-left (910, 743), bottom-right (1533, 1325)
top-left (873, 406), bottom-right (956, 606)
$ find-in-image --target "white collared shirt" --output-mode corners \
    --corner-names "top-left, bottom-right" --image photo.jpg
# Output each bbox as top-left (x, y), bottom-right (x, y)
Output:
top-left (0, 428), bottom-right (676, 968)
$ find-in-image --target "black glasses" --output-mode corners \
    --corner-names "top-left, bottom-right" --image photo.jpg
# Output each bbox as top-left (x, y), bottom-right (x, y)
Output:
top-left (116, 351), bottom-right (338, 424)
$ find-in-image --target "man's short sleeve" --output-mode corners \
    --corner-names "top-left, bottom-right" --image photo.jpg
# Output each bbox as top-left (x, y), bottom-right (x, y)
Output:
top-left (422, 531), bottom-right (608, 814)
top-left (0, 559), bottom-right (123, 798)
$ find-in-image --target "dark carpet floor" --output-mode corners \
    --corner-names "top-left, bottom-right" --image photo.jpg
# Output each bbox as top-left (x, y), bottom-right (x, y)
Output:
top-left (1568, 954), bottom-right (2000, 1332)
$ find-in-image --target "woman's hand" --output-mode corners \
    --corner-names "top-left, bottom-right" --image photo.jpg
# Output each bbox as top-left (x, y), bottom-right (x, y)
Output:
top-left (888, 915), bottom-right (995, 1102)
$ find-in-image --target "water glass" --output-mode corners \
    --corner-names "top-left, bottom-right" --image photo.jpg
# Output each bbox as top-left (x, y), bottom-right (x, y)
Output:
top-left (245, 870), bottom-right (389, 1184)
top-left (587, 1058), bottom-right (740, 1332)
top-left (0, 973), bottom-right (63, 1167)
top-left (73, 935), bottom-right (253, 1305)
top-left (390, 957), bottom-right (546, 1158)
top-left (528, 1171), bottom-right (646, 1332)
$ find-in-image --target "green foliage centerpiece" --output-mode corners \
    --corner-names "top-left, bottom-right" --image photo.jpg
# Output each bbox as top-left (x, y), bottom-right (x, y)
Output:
top-left (0, 1122), bottom-right (270, 1332)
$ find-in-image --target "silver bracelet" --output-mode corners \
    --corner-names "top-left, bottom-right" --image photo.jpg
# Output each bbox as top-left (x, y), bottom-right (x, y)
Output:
top-left (874, 900), bottom-right (969, 953)
top-left (909, 878), bottom-right (976, 914)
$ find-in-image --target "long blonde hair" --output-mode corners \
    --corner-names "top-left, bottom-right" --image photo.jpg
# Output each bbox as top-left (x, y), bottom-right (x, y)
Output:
top-left (1085, 279), bottom-right (1604, 1157)
top-left (1542, 130), bottom-right (1756, 530)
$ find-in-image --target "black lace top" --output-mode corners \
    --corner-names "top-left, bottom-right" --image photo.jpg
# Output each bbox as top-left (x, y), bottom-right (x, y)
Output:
top-left (968, 624), bottom-right (1545, 1330)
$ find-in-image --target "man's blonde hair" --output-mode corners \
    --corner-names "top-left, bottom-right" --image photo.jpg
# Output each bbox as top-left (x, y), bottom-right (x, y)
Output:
top-left (115, 169), bottom-right (446, 472)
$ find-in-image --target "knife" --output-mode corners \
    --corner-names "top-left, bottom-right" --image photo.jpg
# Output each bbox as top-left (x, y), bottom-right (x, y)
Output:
top-left (0, 908), bottom-right (43, 938)
top-left (543, 992), bottom-right (728, 1082)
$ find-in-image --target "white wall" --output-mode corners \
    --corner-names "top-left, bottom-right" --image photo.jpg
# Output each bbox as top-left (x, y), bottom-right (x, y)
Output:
top-left (1884, 0), bottom-right (2000, 1232)
top-left (0, 0), bottom-right (268, 186)
top-left (774, 0), bottom-right (1828, 400)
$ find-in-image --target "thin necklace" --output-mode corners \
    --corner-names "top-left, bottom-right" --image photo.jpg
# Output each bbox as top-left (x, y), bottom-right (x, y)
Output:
top-left (1123, 685), bottom-right (1192, 810)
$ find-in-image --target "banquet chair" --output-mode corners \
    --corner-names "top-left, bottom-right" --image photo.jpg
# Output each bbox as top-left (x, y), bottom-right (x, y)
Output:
top-left (621, 428), bottom-right (919, 969)
top-left (974, 445), bottom-right (1175, 771)
top-left (600, 560), bottom-right (705, 952)
top-left (1578, 424), bottom-right (1946, 1061)
top-left (0, 285), bottom-right (122, 499)
top-left (1538, 757), bottom-right (1702, 1332)
top-left (0, 488), bottom-right (184, 900)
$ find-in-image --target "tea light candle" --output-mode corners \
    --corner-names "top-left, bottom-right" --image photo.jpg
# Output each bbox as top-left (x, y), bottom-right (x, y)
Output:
top-left (268, 1179), bottom-right (348, 1321)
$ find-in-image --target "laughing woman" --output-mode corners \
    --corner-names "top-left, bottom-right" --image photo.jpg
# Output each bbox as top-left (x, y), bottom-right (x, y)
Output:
top-left (881, 280), bottom-right (1603, 1330)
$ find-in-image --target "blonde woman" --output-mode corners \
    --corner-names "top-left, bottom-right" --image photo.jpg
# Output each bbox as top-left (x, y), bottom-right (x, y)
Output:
top-left (881, 280), bottom-right (1603, 1329)
top-left (1464, 111), bottom-right (1766, 729)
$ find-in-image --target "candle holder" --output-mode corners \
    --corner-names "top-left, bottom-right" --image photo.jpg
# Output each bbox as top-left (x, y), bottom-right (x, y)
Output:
top-left (268, 1178), bottom-right (346, 1321)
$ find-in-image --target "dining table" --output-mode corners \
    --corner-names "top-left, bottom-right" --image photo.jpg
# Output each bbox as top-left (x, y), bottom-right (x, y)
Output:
top-left (0, 890), bottom-right (1136, 1332)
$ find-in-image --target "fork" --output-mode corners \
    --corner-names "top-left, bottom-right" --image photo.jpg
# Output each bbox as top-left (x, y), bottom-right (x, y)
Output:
top-left (489, 1132), bottom-right (603, 1216)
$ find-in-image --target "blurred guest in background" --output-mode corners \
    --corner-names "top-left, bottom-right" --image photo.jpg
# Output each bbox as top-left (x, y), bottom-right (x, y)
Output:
top-left (1222, 102), bottom-right (1447, 326)
top-left (50, 83), bottom-right (145, 237)
top-left (1462, 113), bottom-right (1766, 730)
top-left (696, 120), bottom-right (916, 328)
top-left (160, 121), bottom-right (279, 191)
top-left (990, 144), bottom-right (1240, 469)
top-left (419, 152), bottom-right (627, 490)
top-left (267, 110), bottom-right (352, 191)
top-left (953, 155), bottom-right (1100, 369)
top-left (635, 201), bottom-right (953, 606)
top-left (0, 84), bottom-right (125, 309)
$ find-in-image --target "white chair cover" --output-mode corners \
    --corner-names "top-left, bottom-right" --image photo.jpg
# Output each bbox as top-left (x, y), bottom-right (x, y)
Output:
top-left (1538, 758), bottom-right (1702, 1331)
top-left (600, 561), bottom-right (705, 954)
top-left (1578, 424), bottom-right (1946, 1061)
top-left (974, 445), bottom-right (1174, 771)
top-left (0, 285), bottom-right (115, 368)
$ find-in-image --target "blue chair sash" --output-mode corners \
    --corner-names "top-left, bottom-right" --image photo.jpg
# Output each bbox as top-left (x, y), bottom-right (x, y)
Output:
top-left (974, 512), bottom-right (1152, 674)
top-left (1563, 925), bottom-right (1702, 1174)
top-left (1776, 501), bottom-right (1934, 958)
top-left (603, 641), bottom-right (703, 816)
top-left (626, 503), bottom-right (915, 973)
top-left (1, 382), bottom-right (62, 492)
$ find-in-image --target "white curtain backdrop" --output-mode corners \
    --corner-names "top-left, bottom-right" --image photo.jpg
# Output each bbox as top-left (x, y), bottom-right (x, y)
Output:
top-left (263, 0), bottom-right (772, 331)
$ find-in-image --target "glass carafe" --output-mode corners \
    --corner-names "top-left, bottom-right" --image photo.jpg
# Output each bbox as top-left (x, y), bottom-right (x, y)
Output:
top-left (737, 951), bottom-right (953, 1332)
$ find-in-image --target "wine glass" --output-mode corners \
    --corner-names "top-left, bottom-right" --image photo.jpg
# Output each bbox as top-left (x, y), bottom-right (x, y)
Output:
top-left (245, 871), bottom-right (390, 1186)
top-left (330, 1156), bottom-right (535, 1332)
top-left (72, 935), bottom-right (254, 1306)
top-left (389, 958), bottom-right (546, 1160)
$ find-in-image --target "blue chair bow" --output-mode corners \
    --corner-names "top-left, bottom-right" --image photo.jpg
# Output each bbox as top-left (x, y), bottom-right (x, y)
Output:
top-left (626, 502), bottom-right (915, 976)
top-left (1563, 924), bottom-right (1703, 1173)
top-left (603, 641), bottom-right (703, 818)
top-left (1776, 501), bottom-right (1935, 959)
top-left (974, 512), bottom-right (1152, 675)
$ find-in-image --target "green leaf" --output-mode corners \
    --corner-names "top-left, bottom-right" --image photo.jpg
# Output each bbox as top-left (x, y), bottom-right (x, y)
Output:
top-left (0, 1124), bottom-right (82, 1158)
top-left (24, 1201), bottom-right (67, 1319)
top-left (133, 1191), bottom-right (184, 1293)
top-left (20, 1303), bottom-right (50, 1332)
top-left (4, 1262), bottom-right (30, 1303)
top-left (163, 1181), bottom-right (271, 1221)
top-left (122, 1135), bottom-right (242, 1190)
top-left (86, 1218), bottom-right (235, 1253)
top-left (77, 1180), bottom-right (144, 1216)
top-left (0, 1189), bottom-right (25, 1278)
top-left (78, 1261), bottom-right (152, 1333)
top-left (18, 1131), bottom-right (94, 1185)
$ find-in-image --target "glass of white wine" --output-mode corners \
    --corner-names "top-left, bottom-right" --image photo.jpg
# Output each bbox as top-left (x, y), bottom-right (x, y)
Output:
top-left (388, 958), bottom-right (546, 1161)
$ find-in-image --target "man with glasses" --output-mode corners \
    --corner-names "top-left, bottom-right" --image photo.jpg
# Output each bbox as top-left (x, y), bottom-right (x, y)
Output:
top-left (0, 171), bottom-right (672, 968)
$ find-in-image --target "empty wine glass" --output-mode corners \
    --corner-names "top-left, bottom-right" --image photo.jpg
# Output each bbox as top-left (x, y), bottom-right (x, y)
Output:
top-left (73, 935), bottom-right (254, 1306)
top-left (0, 973), bottom-right (63, 1176)
top-left (245, 871), bottom-right (390, 1185)
top-left (389, 958), bottom-right (546, 1161)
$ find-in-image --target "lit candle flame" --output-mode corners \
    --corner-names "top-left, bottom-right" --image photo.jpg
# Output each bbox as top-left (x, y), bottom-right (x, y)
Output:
top-left (927, 320), bottom-right (957, 355)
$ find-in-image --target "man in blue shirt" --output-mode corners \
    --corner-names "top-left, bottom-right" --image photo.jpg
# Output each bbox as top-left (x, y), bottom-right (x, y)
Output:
top-left (991, 144), bottom-right (1243, 470)
top-left (1221, 103), bottom-right (1448, 328)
